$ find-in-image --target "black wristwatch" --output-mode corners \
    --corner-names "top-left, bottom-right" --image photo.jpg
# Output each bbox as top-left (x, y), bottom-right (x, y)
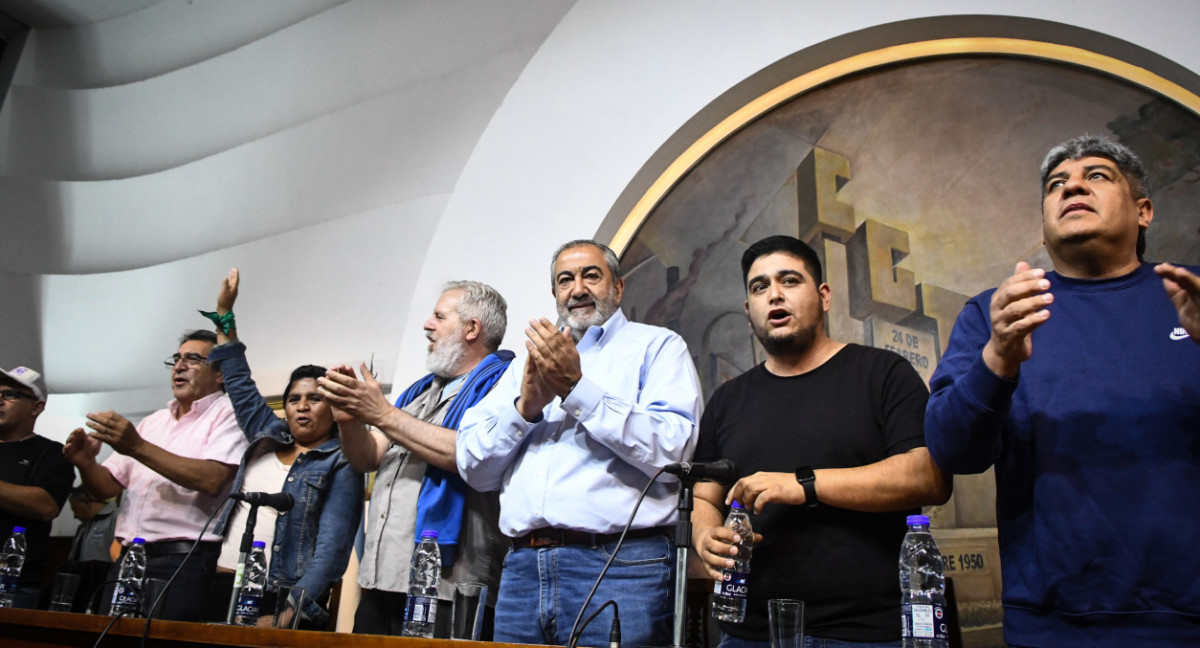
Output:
top-left (795, 466), bottom-right (818, 507)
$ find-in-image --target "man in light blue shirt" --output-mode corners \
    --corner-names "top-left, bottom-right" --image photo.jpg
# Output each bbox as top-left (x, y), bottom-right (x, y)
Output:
top-left (458, 239), bottom-right (702, 647)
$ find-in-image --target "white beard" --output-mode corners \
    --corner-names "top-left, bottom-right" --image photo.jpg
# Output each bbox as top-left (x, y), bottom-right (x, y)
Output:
top-left (425, 333), bottom-right (468, 378)
top-left (558, 290), bottom-right (620, 340)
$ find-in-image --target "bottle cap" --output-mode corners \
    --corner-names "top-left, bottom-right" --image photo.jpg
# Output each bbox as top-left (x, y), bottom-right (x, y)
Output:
top-left (906, 515), bottom-right (930, 526)
top-left (730, 501), bottom-right (743, 509)
top-left (11, 526), bottom-right (24, 534)
top-left (253, 540), bottom-right (266, 548)
top-left (131, 537), bottom-right (146, 544)
top-left (420, 529), bottom-right (439, 539)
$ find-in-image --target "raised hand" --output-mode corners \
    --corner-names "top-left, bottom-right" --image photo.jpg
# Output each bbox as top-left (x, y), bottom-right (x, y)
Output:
top-left (318, 363), bottom-right (393, 427)
top-left (1156, 262), bottom-right (1200, 343)
top-left (85, 411), bottom-right (144, 456)
top-left (217, 268), bottom-right (239, 315)
top-left (62, 427), bottom-right (102, 466)
top-left (983, 262), bottom-right (1053, 378)
top-left (516, 351), bottom-right (553, 422)
top-left (524, 318), bottom-right (582, 399)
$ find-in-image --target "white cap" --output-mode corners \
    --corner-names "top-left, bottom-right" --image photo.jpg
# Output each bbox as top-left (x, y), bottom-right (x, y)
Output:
top-left (0, 366), bottom-right (47, 402)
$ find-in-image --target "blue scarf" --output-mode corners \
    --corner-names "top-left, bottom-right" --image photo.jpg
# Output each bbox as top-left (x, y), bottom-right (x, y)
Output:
top-left (394, 350), bottom-right (514, 566)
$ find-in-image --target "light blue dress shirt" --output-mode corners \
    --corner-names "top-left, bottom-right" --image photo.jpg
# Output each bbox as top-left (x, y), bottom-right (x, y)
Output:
top-left (457, 309), bottom-right (702, 537)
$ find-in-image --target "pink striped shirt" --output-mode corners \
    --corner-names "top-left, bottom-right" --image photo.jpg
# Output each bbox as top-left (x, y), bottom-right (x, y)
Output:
top-left (105, 392), bottom-right (247, 544)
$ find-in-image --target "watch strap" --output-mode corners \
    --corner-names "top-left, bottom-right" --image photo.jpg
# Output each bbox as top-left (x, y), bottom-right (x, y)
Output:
top-left (795, 465), bottom-right (818, 507)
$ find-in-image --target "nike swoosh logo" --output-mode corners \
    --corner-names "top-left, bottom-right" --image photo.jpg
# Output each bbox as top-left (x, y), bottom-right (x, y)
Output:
top-left (1170, 329), bottom-right (1190, 341)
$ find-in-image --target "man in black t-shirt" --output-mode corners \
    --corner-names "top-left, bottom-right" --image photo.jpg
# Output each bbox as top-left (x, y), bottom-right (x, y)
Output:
top-left (0, 366), bottom-right (75, 608)
top-left (691, 236), bottom-right (951, 647)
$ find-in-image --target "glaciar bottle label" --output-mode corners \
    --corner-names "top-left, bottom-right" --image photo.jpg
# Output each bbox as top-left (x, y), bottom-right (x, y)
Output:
top-left (406, 595), bottom-right (437, 624)
top-left (0, 574), bottom-right (17, 595)
top-left (905, 603), bottom-right (947, 640)
top-left (713, 570), bottom-right (749, 600)
top-left (236, 592), bottom-right (262, 622)
top-left (111, 583), bottom-right (140, 613)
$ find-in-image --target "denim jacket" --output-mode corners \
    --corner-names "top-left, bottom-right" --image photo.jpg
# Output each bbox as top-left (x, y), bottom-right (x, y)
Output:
top-left (209, 341), bottom-right (364, 627)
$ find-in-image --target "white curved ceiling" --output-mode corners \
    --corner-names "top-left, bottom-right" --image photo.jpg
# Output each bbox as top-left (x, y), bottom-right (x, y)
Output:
top-left (0, 0), bottom-right (575, 410)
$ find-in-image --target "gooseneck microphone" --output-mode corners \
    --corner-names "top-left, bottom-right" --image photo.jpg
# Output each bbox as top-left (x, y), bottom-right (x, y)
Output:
top-left (224, 491), bottom-right (291, 623)
top-left (663, 459), bottom-right (738, 484)
top-left (231, 491), bottom-right (295, 511)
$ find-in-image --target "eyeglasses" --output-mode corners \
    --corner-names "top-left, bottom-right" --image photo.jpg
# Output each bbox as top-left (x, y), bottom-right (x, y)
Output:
top-left (0, 388), bottom-right (37, 402)
top-left (164, 353), bottom-right (209, 369)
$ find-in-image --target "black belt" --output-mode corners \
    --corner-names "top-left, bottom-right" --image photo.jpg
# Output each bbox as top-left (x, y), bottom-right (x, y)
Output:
top-left (511, 526), bottom-right (672, 550)
top-left (141, 540), bottom-right (220, 558)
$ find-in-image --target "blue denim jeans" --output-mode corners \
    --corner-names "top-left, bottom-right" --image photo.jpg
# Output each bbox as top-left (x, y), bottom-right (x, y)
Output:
top-left (493, 534), bottom-right (674, 647)
top-left (718, 632), bottom-right (902, 648)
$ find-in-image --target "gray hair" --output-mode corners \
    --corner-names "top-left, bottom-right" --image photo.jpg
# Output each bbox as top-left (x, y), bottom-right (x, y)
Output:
top-left (1040, 134), bottom-right (1152, 260)
top-left (549, 239), bottom-right (621, 287)
top-left (1040, 134), bottom-right (1150, 200)
top-left (180, 329), bottom-right (218, 345)
top-left (443, 280), bottom-right (507, 351)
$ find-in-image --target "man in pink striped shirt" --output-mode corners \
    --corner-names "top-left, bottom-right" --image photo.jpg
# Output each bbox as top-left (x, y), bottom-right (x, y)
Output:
top-left (64, 330), bottom-right (247, 620)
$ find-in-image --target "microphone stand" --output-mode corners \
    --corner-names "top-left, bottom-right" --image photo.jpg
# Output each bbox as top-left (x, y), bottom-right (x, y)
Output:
top-left (225, 503), bottom-right (260, 624)
top-left (671, 478), bottom-right (696, 648)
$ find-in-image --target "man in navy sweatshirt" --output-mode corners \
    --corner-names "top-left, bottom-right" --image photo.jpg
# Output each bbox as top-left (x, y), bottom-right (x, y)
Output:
top-left (925, 134), bottom-right (1200, 647)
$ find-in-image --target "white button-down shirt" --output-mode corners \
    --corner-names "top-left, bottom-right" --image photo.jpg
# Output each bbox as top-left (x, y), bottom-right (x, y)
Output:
top-left (457, 309), bottom-right (702, 536)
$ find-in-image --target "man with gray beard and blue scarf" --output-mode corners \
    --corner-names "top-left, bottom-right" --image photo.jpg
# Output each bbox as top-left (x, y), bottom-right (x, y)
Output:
top-left (320, 281), bottom-right (512, 637)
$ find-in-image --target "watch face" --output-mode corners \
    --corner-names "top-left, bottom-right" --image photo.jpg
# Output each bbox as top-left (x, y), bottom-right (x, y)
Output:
top-left (796, 466), bottom-right (818, 506)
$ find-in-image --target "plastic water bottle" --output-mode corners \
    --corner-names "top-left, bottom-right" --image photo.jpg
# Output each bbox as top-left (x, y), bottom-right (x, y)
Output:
top-left (900, 515), bottom-right (948, 647)
top-left (402, 530), bottom-right (442, 638)
top-left (110, 538), bottom-right (147, 617)
top-left (711, 501), bottom-right (753, 623)
top-left (0, 526), bottom-right (26, 608)
top-left (234, 541), bottom-right (268, 625)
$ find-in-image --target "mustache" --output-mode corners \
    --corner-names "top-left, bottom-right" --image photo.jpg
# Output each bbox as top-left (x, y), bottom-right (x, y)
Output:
top-left (567, 295), bottom-right (596, 308)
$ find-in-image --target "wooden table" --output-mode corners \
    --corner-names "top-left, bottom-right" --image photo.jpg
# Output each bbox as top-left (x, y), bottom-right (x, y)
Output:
top-left (0, 608), bottom-right (527, 648)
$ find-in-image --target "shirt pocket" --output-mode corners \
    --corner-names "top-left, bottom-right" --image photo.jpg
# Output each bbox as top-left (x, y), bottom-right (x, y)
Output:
top-left (297, 471), bottom-right (329, 531)
top-left (300, 470), bottom-right (331, 511)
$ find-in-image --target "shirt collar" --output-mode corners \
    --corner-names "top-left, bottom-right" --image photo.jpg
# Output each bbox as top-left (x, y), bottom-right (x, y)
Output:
top-left (444, 372), bottom-right (468, 395)
top-left (578, 308), bottom-right (628, 350)
top-left (168, 390), bottom-right (224, 418)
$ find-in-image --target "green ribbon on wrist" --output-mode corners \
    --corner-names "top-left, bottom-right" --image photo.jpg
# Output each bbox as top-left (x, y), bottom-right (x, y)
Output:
top-left (198, 310), bottom-right (236, 335)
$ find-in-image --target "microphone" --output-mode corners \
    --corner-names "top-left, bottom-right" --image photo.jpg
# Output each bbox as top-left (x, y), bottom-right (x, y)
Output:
top-left (663, 459), bottom-right (738, 484)
top-left (231, 491), bottom-right (295, 511)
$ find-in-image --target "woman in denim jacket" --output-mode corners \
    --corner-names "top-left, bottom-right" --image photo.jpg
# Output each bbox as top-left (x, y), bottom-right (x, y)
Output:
top-left (206, 269), bottom-right (363, 628)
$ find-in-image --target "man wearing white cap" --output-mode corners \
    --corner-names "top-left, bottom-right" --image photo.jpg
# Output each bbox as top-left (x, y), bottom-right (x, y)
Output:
top-left (0, 366), bottom-right (75, 608)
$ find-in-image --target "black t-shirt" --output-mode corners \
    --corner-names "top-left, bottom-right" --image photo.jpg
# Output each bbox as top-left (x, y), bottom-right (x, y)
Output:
top-left (695, 344), bottom-right (928, 642)
top-left (0, 435), bottom-right (75, 588)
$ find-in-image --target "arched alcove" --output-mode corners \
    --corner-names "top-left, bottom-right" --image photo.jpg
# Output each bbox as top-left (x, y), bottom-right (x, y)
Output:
top-left (610, 17), bottom-right (1200, 642)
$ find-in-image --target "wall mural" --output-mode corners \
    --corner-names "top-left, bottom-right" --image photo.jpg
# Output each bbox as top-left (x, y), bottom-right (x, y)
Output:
top-left (617, 55), bottom-right (1200, 642)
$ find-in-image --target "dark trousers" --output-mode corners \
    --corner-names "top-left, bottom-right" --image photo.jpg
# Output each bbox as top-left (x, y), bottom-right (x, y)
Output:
top-left (202, 571), bottom-right (236, 623)
top-left (104, 542), bottom-right (220, 622)
top-left (62, 560), bottom-right (113, 613)
top-left (354, 587), bottom-right (471, 638)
